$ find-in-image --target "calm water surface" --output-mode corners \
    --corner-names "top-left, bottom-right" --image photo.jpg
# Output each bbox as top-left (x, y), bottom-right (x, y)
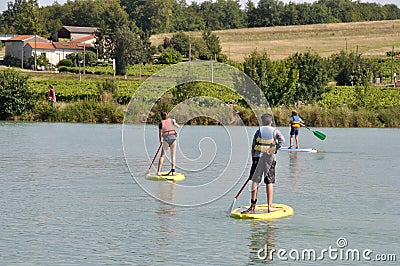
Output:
top-left (0, 122), bottom-right (398, 265)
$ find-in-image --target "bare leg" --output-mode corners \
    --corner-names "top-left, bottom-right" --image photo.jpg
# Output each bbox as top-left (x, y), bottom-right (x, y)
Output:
top-left (295, 135), bottom-right (299, 148)
top-left (289, 135), bottom-right (293, 148)
top-left (170, 141), bottom-right (177, 174)
top-left (266, 183), bottom-right (276, 212)
top-left (157, 143), bottom-right (169, 175)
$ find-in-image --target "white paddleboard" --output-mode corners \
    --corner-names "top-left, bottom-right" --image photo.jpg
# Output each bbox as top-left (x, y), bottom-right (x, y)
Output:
top-left (280, 147), bottom-right (317, 153)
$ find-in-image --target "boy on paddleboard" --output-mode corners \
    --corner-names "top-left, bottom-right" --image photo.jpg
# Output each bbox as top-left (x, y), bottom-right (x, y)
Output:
top-left (242, 113), bottom-right (285, 214)
top-left (289, 110), bottom-right (304, 149)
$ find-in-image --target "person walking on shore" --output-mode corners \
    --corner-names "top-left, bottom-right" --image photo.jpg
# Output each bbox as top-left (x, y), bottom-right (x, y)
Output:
top-left (47, 85), bottom-right (56, 103)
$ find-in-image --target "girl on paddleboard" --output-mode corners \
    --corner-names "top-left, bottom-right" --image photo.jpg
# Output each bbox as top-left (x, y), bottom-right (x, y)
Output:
top-left (157, 111), bottom-right (180, 176)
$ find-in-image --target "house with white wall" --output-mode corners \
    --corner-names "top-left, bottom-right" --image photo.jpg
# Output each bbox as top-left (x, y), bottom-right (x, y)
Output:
top-left (5, 34), bottom-right (96, 67)
top-left (4, 35), bottom-right (49, 63)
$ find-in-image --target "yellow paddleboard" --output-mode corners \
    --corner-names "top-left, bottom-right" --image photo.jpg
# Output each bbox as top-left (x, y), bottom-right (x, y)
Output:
top-left (146, 172), bottom-right (185, 182)
top-left (230, 203), bottom-right (294, 220)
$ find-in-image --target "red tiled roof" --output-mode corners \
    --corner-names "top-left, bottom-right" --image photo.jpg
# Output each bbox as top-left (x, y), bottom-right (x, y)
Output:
top-left (6, 35), bottom-right (35, 41)
top-left (73, 35), bottom-right (96, 43)
top-left (53, 42), bottom-right (85, 50)
top-left (25, 42), bottom-right (55, 50)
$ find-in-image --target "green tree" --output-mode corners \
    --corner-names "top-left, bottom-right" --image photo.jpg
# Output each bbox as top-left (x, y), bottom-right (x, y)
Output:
top-left (113, 25), bottom-right (144, 75)
top-left (0, 69), bottom-right (34, 119)
top-left (95, 0), bottom-right (151, 74)
top-left (285, 51), bottom-right (329, 103)
top-left (256, 0), bottom-right (284, 27)
top-left (171, 0), bottom-right (205, 32)
top-left (121, 0), bottom-right (175, 34)
top-left (1, 0), bottom-right (43, 35)
top-left (190, 37), bottom-right (210, 60)
top-left (171, 32), bottom-right (190, 57)
top-left (329, 50), bottom-right (368, 86)
top-left (243, 51), bottom-right (297, 106)
top-left (202, 30), bottom-right (222, 57)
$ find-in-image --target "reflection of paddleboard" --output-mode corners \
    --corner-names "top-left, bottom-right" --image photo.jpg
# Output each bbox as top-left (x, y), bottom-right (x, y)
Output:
top-left (146, 172), bottom-right (185, 181)
top-left (280, 147), bottom-right (317, 153)
top-left (230, 204), bottom-right (294, 220)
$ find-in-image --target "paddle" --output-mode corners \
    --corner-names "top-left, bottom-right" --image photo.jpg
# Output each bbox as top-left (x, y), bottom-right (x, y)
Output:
top-left (227, 176), bottom-right (252, 214)
top-left (147, 143), bottom-right (162, 173)
top-left (301, 124), bottom-right (326, 140)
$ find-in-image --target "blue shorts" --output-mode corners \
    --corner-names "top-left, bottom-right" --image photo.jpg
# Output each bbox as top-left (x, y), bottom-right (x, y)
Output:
top-left (290, 128), bottom-right (299, 136)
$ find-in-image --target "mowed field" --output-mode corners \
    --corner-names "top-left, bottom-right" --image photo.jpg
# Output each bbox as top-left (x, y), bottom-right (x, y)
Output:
top-left (150, 20), bottom-right (400, 62)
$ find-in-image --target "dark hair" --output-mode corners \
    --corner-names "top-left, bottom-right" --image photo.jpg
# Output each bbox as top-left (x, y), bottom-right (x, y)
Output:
top-left (261, 113), bottom-right (273, 126)
top-left (292, 110), bottom-right (298, 116)
top-left (161, 111), bottom-right (168, 120)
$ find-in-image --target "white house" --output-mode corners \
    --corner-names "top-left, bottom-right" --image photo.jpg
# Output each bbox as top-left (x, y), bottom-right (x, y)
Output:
top-left (4, 35), bottom-right (49, 62)
top-left (5, 34), bottom-right (96, 67)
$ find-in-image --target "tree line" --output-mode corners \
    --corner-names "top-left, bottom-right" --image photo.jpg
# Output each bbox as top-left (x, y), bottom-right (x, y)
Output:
top-left (1, 0), bottom-right (400, 37)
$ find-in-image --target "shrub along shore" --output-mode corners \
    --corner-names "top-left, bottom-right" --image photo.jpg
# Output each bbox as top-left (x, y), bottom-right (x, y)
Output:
top-left (2, 69), bottom-right (400, 127)
top-left (13, 78), bottom-right (400, 128)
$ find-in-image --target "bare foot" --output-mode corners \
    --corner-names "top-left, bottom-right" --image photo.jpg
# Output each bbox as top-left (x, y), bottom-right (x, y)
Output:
top-left (268, 207), bottom-right (277, 213)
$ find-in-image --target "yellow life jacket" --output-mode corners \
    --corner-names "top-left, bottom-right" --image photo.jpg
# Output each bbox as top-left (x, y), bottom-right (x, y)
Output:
top-left (291, 115), bottom-right (301, 128)
top-left (254, 126), bottom-right (276, 154)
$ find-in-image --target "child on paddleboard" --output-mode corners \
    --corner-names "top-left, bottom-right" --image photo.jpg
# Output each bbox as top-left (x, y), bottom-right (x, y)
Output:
top-left (289, 110), bottom-right (304, 149)
top-left (242, 113), bottom-right (285, 214)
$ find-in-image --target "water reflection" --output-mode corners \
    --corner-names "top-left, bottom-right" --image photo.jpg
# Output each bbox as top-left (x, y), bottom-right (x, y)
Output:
top-left (289, 152), bottom-right (300, 179)
top-left (247, 220), bottom-right (275, 264)
top-left (155, 182), bottom-right (176, 239)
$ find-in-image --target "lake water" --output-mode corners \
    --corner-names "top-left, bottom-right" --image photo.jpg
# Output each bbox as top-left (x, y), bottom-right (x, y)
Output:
top-left (0, 122), bottom-right (398, 265)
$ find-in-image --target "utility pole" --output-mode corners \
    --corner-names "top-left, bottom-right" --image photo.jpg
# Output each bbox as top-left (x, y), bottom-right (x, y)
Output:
top-left (391, 46), bottom-right (394, 84)
top-left (83, 43), bottom-right (86, 75)
top-left (34, 33), bottom-right (37, 71)
top-left (21, 45), bottom-right (23, 69)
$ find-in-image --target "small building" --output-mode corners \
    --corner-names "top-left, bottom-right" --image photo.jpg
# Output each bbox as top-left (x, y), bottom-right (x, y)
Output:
top-left (53, 26), bottom-right (98, 41)
top-left (24, 41), bottom-right (56, 66)
top-left (5, 31), bottom-right (97, 67)
top-left (4, 35), bottom-right (49, 62)
top-left (52, 41), bottom-right (92, 65)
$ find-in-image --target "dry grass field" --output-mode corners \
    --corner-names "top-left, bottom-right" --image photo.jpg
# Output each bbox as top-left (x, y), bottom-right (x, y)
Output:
top-left (150, 20), bottom-right (400, 62)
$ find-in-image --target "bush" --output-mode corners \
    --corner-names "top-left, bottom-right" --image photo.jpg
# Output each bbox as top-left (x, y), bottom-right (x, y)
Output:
top-left (58, 59), bottom-right (73, 67)
top-left (158, 48), bottom-right (182, 64)
top-left (0, 69), bottom-right (34, 119)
